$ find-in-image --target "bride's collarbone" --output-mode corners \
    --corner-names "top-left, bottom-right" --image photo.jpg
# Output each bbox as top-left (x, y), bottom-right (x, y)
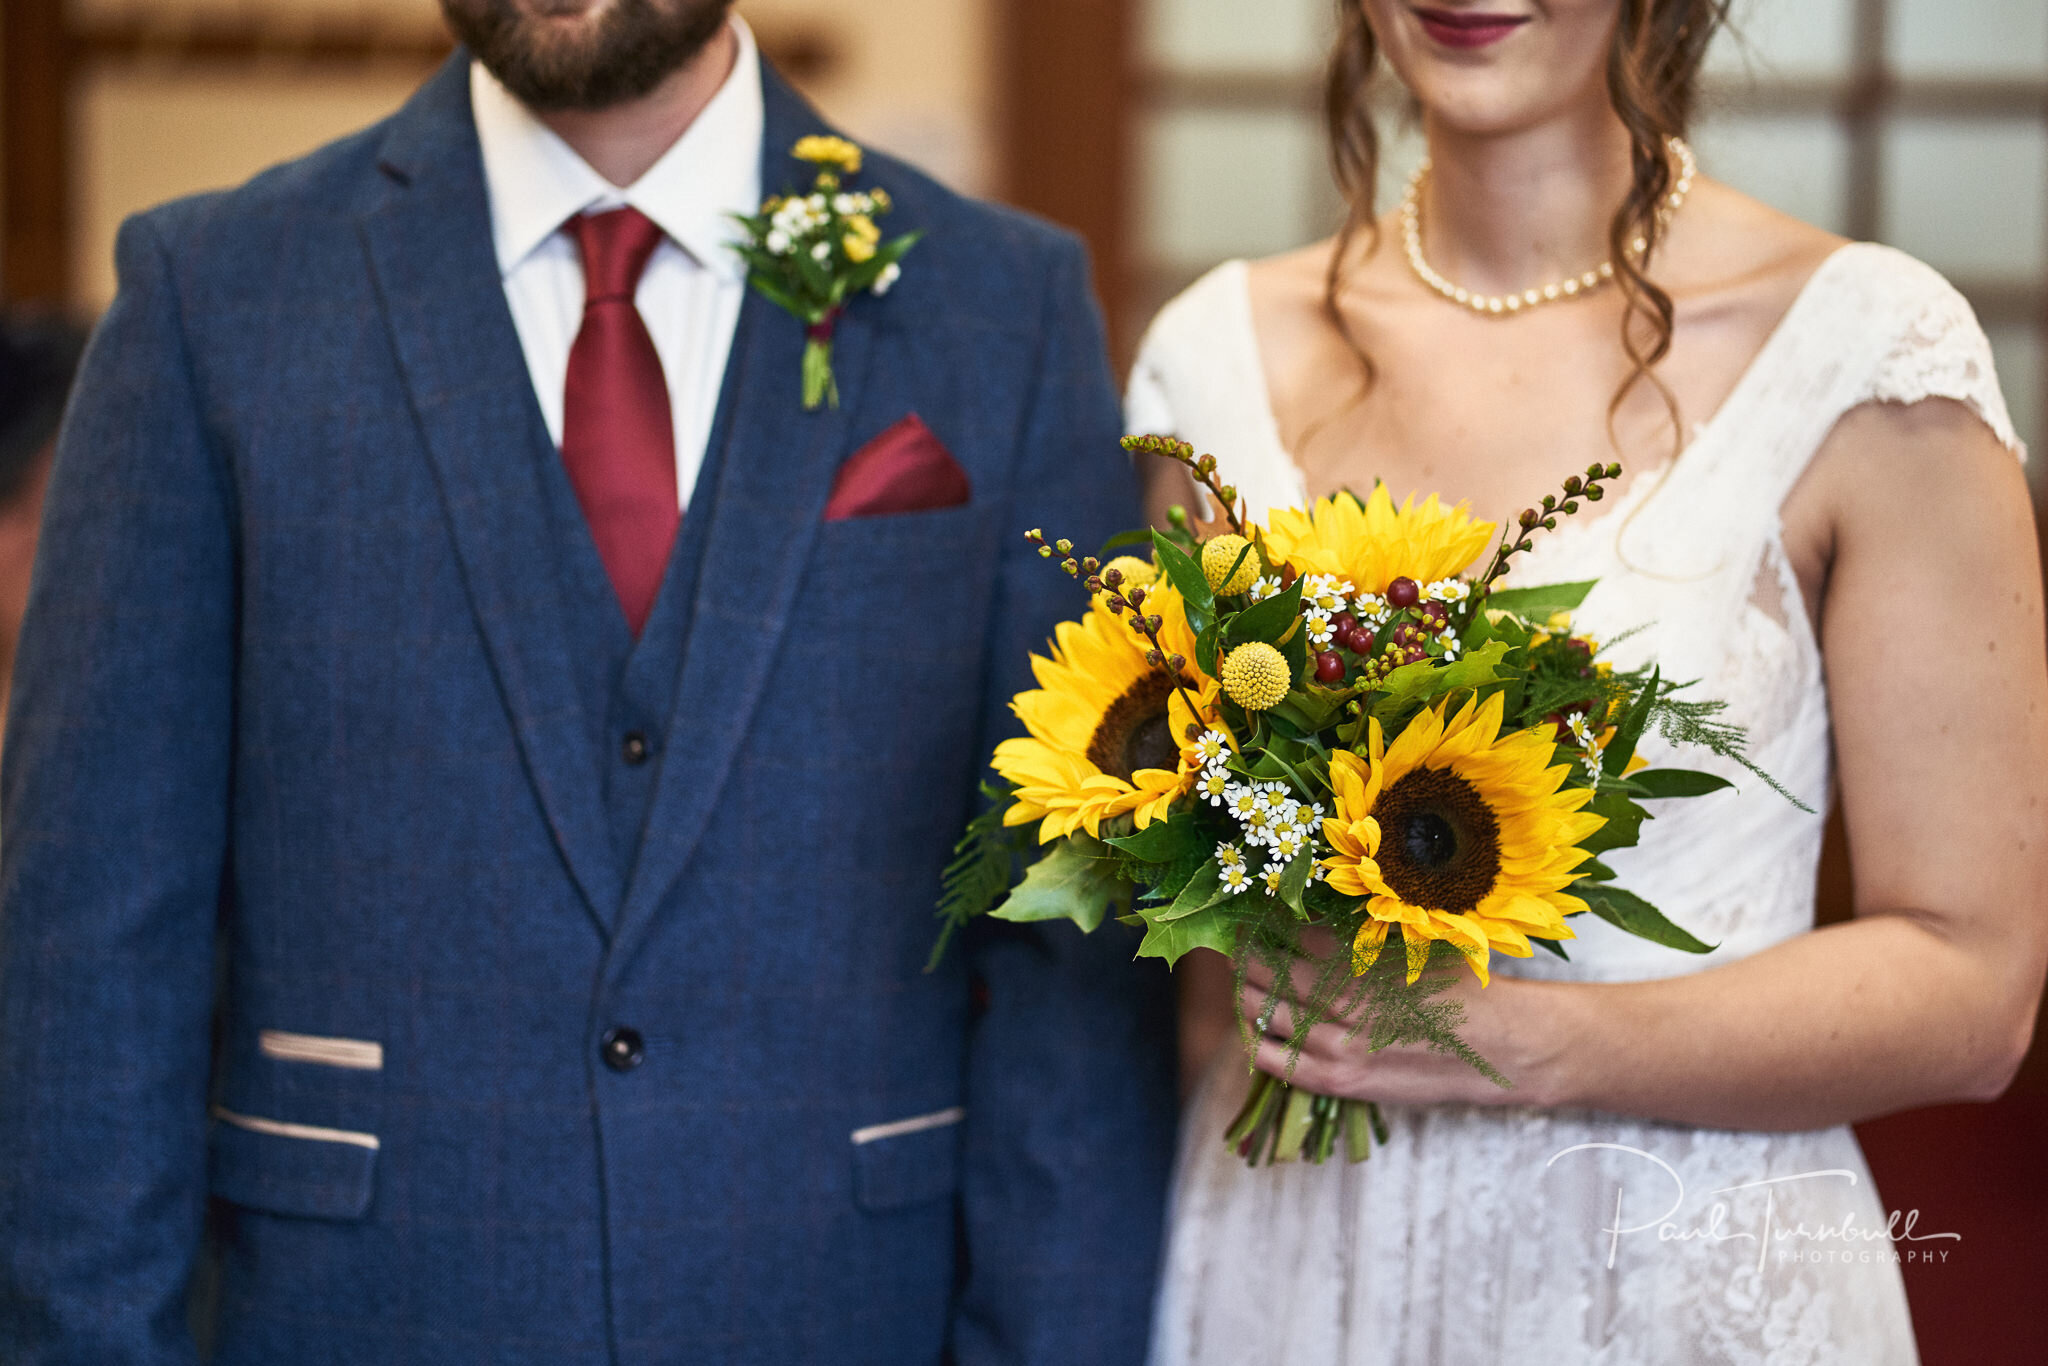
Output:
top-left (1285, 396), bottom-right (1666, 513)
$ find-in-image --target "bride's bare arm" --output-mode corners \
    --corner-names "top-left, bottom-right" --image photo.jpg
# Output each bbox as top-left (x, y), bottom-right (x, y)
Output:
top-left (1246, 396), bottom-right (2048, 1129)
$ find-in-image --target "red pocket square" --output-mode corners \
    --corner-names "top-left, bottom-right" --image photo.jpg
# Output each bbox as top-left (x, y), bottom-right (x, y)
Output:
top-left (822, 413), bottom-right (972, 521)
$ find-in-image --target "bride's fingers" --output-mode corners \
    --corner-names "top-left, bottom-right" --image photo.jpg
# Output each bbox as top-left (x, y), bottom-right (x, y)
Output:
top-left (1251, 1033), bottom-right (1334, 1093)
top-left (1257, 990), bottom-right (1295, 1042)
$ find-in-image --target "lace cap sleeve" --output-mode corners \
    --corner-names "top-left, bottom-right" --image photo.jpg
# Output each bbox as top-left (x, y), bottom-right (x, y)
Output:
top-left (1855, 246), bottom-right (2025, 460)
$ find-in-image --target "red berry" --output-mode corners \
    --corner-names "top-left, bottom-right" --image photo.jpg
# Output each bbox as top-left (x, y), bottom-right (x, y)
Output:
top-left (1418, 600), bottom-right (1449, 629)
top-left (1387, 577), bottom-right (1420, 608)
top-left (1314, 651), bottom-right (1346, 684)
top-left (1403, 645), bottom-right (1428, 664)
top-left (1343, 626), bottom-right (1375, 655)
top-left (1331, 612), bottom-right (1358, 638)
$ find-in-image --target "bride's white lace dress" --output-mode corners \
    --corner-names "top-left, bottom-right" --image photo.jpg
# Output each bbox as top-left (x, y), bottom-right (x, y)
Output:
top-left (1127, 243), bottom-right (2024, 1366)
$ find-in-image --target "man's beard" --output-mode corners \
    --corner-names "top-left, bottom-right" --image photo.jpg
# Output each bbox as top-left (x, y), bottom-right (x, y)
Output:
top-left (440, 0), bottom-right (737, 112)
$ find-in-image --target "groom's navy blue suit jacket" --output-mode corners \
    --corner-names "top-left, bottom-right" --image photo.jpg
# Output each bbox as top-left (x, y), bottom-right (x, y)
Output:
top-left (0, 53), bottom-right (1177, 1365)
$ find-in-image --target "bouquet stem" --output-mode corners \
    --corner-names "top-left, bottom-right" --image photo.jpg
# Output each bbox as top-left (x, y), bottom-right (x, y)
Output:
top-left (1224, 1072), bottom-right (1386, 1167)
top-left (800, 335), bottom-right (838, 410)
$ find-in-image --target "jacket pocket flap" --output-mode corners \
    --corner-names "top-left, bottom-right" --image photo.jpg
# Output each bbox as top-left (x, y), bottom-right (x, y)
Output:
top-left (852, 1106), bottom-right (964, 1213)
top-left (208, 1108), bottom-right (378, 1221)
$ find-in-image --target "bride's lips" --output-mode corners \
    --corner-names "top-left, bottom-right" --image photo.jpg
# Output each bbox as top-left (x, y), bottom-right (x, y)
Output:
top-left (1410, 6), bottom-right (1532, 49)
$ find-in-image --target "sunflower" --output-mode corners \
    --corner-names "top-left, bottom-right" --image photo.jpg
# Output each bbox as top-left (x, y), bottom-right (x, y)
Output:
top-left (1261, 484), bottom-right (1496, 595)
top-left (1318, 692), bottom-right (1606, 984)
top-left (994, 585), bottom-right (1220, 842)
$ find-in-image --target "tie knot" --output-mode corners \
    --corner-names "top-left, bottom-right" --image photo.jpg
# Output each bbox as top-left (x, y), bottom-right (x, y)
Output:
top-left (569, 206), bottom-right (666, 305)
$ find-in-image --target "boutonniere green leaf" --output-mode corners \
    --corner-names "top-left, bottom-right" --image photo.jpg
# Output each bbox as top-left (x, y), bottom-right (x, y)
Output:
top-left (731, 135), bottom-right (922, 410)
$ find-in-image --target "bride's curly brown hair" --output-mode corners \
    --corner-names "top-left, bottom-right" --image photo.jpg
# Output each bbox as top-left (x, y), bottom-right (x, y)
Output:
top-left (1321, 0), bottom-right (1730, 441)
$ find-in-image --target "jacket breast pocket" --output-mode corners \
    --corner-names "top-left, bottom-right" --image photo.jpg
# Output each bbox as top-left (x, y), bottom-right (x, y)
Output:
top-left (851, 1105), bottom-right (965, 1213)
top-left (208, 1107), bottom-right (379, 1221)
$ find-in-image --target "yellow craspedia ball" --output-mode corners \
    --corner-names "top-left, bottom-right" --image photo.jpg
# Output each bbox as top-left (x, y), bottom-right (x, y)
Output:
top-left (1201, 535), bottom-right (1259, 595)
top-left (1102, 555), bottom-right (1156, 592)
top-left (1221, 642), bottom-right (1291, 711)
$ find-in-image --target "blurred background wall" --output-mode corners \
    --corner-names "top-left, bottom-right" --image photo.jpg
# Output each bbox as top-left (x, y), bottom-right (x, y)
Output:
top-left (1, 1), bottom-right (2044, 1360)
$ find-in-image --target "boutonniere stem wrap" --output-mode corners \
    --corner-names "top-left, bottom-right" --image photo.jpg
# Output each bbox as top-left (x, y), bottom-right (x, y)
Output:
top-left (733, 136), bottom-right (922, 410)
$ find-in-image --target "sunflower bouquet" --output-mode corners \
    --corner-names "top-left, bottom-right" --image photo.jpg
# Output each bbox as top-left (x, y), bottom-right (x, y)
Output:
top-left (936, 436), bottom-right (1791, 1166)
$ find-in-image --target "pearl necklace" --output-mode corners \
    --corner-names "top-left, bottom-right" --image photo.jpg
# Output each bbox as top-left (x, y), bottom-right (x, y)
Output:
top-left (1399, 136), bottom-right (1697, 316)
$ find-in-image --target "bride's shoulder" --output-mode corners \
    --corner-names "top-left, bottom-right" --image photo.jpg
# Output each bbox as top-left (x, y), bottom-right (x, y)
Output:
top-left (1136, 258), bottom-right (1255, 356)
top-left (1677, 179), bottom-right (1977, 337)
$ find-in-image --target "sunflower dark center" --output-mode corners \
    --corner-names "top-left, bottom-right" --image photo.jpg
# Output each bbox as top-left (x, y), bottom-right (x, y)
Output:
top-left (1086, 672), bottom-right (1182, 782)
top-left (1374, 766), bottom-right (1503, 914)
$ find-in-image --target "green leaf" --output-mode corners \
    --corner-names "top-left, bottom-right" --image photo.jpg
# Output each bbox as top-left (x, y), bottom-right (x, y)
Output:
top-left (927, 782), bottom-right (1025, 970)
top-left (743, 271), bottom-right (808, 318)
top-left (1225, 578), bottom-right (1302, 648)
top-left (1151, 530), bottom-right (1215, 616)
top-left (1278, 851), bottom-right (1313, 915)
top-left (1575, 856), bottom-right (1618, 882)
top-left (1484, 580), bottom-right (1597, 620)
top-left (1103, 811), bottom-right (1207, 865)
top-left (1194, 620), bottom-right (1221, 676)
top-left (1530, 936), bottom-right (1572, 961)
top-left (1136, 896), bottom-right (1248, 964)
top-left (1152, 857), bottom-right (1229, 922)
top-left (1576, 882), bottom-right (1716, 953)
top-left (1627, 767), bottom-right (1736, 800)
top-left (1602, 667), bottom-right (1661, 779)
top-left (1369, 640), bottom-right (1514, 722)
top-left (990, 835), bottom-right (1124, 933)
top-left (1269, 693), bottom-right (1337, 734)
top-left (1579, 789), bottom-right (1650, 855)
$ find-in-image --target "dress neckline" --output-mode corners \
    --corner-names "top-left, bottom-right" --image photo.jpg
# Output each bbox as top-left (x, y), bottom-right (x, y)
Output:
top-left (1221, 241), bottom-right (1865, 549)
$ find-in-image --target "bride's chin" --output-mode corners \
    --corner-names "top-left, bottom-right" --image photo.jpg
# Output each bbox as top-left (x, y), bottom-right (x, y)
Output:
top-left (1395, 65), bottom-right (1613, 141)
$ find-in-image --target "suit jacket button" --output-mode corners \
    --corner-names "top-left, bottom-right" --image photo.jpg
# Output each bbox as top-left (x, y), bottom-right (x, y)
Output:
top-left (600, 1027), bottom-right (645, 1072)
top-left (621, 731), bottom-right (650, 766)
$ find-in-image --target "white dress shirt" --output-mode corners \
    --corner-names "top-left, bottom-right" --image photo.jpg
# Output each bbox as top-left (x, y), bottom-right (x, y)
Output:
top-left (469, 17), bottom-right (764, 508)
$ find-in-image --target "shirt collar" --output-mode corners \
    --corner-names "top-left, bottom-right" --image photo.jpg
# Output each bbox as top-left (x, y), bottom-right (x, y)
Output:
top-left (470, 14), bottom-right (764, 282)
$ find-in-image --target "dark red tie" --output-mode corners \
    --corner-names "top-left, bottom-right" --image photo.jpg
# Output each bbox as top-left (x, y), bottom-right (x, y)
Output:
top-left (562, 206), bottom-right (678, 636)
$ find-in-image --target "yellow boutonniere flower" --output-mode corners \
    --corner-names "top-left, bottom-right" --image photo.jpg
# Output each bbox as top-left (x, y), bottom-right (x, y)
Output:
top-left (792, 135), bottom-right (862, 175)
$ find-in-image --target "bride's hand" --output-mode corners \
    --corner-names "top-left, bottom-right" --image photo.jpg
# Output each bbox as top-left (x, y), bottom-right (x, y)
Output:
top-left (1239, 928), bottom-right (1570, 1108)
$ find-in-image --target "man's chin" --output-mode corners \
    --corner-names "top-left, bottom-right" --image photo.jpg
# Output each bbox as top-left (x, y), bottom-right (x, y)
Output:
top-left (441, 0), bottom-right (734, 113)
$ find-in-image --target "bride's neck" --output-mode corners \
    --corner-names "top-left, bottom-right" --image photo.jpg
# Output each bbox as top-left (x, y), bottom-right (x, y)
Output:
top-left (1415, 108), bottom-right (1635, 296)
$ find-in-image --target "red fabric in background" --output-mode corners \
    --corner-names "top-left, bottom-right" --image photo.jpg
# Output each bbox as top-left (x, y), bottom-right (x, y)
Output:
top-left (1855, 1092), bottom-right (2048, 1363)
top-left (823, 412), bottom-right (971, 521)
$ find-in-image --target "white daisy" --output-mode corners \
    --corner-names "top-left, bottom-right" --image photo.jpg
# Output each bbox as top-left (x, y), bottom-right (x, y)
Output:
top-left (1271, 829), bottom-right (1308, 861)
top-left (1215, 841), bottom-right (1246, 869)
top-left (1220, 863), bottom-right (1252, 894)
top-left (1261, 865), bottom-right (1286, 895)
top-left (1305, 607), bottom-right (1335, 649)
top-left (1424, 578), bottom-right (1471, 604)
top-left (1301, 573), bottom-right (1355, 614)
top-left (872, 262), bottom-right (902, 295)
top-left (1196, 768), bottom-right (1232, 804)
top-left (1224, 783), bottom-right (1260, 822)
top-left (1247, 575), bottom-right (1284, 604)
top-left (1190, 729), bottom-right (1231, 766)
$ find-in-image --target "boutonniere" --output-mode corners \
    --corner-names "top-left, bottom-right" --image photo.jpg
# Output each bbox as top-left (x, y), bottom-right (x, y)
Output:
top-left (732, 136), bottom-right (922, 410)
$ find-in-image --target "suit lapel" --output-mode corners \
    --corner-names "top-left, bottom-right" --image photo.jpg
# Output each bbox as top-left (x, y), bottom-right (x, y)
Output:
top-left (359, 57), bottom-right (624, 939)
top-left (609, 72), bottom-right (872, 958)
